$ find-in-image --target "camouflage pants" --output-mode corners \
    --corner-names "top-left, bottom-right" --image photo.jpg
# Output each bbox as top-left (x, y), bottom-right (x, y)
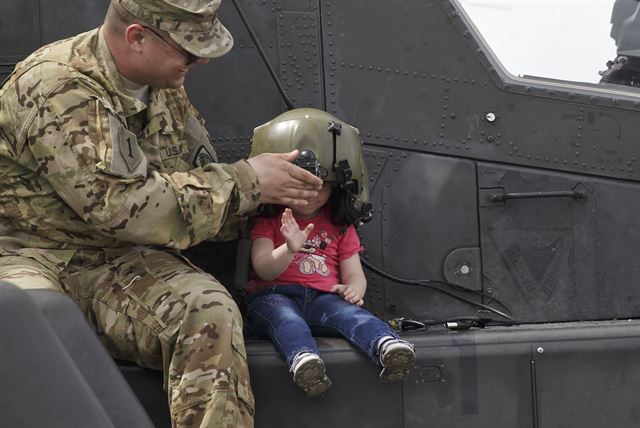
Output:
top-left (0, 248), bottom-right (255, 428)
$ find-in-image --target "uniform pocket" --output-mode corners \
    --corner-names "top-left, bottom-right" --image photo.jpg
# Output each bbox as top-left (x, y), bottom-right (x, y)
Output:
top-left (92, 251), bottom-right (187, 367)
top-left (235, 376), bottom-right (256, 419)
top-left (112, 251), bottom-right (187, 339)
top-left (230, 318), bottom-right (255, 419)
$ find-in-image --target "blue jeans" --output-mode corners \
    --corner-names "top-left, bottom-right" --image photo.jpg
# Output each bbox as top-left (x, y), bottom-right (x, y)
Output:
top-left (247, 285), bottom-right (400, 368)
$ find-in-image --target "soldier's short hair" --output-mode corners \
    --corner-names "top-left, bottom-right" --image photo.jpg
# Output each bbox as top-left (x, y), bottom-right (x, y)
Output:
top-left (105, 0), bottom-right (144, 33)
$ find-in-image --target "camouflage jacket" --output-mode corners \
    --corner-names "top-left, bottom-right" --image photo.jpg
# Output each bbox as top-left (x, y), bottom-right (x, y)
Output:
top-left (0, 28), bottom-right (260, 272)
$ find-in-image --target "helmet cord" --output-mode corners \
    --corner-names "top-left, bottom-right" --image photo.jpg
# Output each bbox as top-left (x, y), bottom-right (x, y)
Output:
top-left (361, 258), bottom-right (514, 321)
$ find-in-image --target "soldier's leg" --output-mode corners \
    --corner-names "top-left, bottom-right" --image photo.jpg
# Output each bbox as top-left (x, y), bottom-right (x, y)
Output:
top-left (0, 256), bottom-right (63, 290)
top-left (87, 249), bottom-right (254, 428)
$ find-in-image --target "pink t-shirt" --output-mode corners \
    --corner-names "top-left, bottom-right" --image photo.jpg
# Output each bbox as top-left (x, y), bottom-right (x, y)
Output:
top-left (249, 206), bottom-right (362, 293)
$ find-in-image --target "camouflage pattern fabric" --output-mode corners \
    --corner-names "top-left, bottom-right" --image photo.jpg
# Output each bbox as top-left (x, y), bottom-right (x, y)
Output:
top-left (0, 256), bottom-right (62, 290)
top-left (0, 28), bottom-right (259, 254)
top-left (0, 27), bottom-right (259, 427)
top-left (119, 0), bottom-right (234, 59)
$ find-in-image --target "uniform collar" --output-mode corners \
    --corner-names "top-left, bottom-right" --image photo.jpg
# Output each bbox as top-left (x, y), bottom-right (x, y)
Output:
top-left (141, 88), bottom-right (181, 137)
top-left (94, 27), bottom-right (147, 118)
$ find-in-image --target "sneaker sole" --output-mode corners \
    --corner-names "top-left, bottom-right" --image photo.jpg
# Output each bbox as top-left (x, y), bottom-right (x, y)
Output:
top-left (380, 347), bottom-right (416, 383)
top-left (293, 358), bottom-right (332, 396)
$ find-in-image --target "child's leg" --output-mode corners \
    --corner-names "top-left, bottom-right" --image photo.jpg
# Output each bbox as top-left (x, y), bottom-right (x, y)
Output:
top-left (247, 286), bottom-right (318, 366)
top-left (306, 292), bottom-right (396, 361)
top-left (247, 286), bottom-right (331, 395)
top-left (306, 292), bottom-right (415, 381)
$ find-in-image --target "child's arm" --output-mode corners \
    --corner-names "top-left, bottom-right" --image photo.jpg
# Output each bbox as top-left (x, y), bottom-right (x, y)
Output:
top-left (251, 208), bottom-right (314, 281)
top-left (331, 253), bottom-right (367, 306)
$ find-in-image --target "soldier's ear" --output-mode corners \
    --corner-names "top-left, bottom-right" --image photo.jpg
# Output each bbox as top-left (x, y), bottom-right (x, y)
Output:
top-left (124, 24), bottom-right (146, 53)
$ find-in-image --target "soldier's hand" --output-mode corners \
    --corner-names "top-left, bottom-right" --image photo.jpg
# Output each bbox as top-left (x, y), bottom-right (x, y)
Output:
top-left (247, 150), bottom-right (323, 206)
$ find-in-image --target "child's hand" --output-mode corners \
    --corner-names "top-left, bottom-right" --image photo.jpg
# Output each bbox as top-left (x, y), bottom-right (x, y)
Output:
top-left (280, 208), bottom-right (314, 254)
top-left (331, 284), bottom-right (364, 306)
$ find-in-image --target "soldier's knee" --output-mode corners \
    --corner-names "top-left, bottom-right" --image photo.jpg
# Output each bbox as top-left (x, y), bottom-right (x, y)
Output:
top-left (184, 284), bottom-right (242, 326)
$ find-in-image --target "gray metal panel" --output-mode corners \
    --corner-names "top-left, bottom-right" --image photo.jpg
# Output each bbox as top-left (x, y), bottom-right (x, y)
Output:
top-left (38, 0), bottom-right (108, 43)
top-left (0, 0), bottom-right (107, 58)
top-left (0, 0), bottom-right (40, 58)
top-left (186, 0), bottom-right (324, 163)
top-left (0, 0), bottom-right (107, 81)
top-left (359, 149), bottom-right (480, 321)
top-left (245, 320), bottom-right (640, 428)
top-left (534, 336), bottom-right (640, 428)
top-left (360, 147), bottom-right (392, 317)
top-left (119, 365), bottom-right (171, 428)
top-left (405, 320), bottom-right (640, 428)
top-left (323, 0), bottom-right (640, 183)
top-left (185, 4), bottom-right (281, 162)
top-left (248, 337), bottom-right (403, 428)
top-left (0, 0), bottom-right (40, 80)
top-left (478, 162), bottom-right (640, 322)
top-left (405, 337), bottom-right (533, 428)
top-left (277, 11), bottom-right (323, 108)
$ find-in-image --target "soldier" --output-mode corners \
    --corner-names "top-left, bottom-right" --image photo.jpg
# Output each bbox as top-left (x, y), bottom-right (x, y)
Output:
top-left (0, 0), bottom-right (323, 427)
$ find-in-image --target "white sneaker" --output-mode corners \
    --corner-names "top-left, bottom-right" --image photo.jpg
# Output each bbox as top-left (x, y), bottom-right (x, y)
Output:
top-left (377, 337), bottom-right (416, 382)
top-left (291, 352), bottom-right (332, 396)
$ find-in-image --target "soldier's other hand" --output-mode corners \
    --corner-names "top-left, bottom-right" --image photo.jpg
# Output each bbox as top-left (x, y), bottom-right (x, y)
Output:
top-left (247, 150), bottom-right (323, 206)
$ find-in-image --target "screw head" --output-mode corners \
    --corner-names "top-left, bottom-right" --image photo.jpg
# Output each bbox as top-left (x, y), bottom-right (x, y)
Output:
top-left (459, 265), bottom-right (470, 275)
top-left (486, 112), bottom-right (496, 122)
top-left (537, 347), bottom-right (544, 354)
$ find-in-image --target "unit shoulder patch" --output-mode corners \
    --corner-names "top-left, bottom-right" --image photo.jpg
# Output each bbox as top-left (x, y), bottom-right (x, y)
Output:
top-left (107, 113), bottom-right (147, 178)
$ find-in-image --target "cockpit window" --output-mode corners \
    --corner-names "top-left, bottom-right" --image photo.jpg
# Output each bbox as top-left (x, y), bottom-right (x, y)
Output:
top-left (458, 0), bottom-right (640, 88)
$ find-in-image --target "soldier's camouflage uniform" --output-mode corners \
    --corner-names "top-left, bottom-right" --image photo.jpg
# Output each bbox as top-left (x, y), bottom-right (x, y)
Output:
top-left (0, 3), bottom-right (257, 426)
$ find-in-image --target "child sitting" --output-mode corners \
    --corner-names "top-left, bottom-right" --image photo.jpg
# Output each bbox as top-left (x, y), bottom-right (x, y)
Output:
top-left (247, 181), bottom-right (416, 396)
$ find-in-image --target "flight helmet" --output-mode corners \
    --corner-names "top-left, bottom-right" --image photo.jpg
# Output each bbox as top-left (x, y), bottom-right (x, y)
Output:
top-left (250, 108), bottom-right (373, 226)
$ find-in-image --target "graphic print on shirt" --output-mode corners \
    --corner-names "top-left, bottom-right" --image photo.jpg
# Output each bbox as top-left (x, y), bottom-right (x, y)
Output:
top-left (293, 230), bottom-right (332, 277)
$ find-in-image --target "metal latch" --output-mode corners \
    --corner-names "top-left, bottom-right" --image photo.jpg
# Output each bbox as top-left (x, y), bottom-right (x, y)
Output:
top-left (483, 183), bottom-right (588, 205)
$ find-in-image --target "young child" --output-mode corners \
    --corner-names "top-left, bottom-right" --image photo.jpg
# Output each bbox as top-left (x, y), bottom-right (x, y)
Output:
top-left (247, 182), bottom-right (416, 396)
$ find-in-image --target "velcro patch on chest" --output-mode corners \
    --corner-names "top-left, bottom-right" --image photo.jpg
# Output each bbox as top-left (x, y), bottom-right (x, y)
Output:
top-left (161, 142), bottom-right (187, 161)
top-left (183, 115), bottom-right (218, 168)
top-left (107, 113), bottom-right (147, 178)
top-left (193, 145), bottom-right (216, 167)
